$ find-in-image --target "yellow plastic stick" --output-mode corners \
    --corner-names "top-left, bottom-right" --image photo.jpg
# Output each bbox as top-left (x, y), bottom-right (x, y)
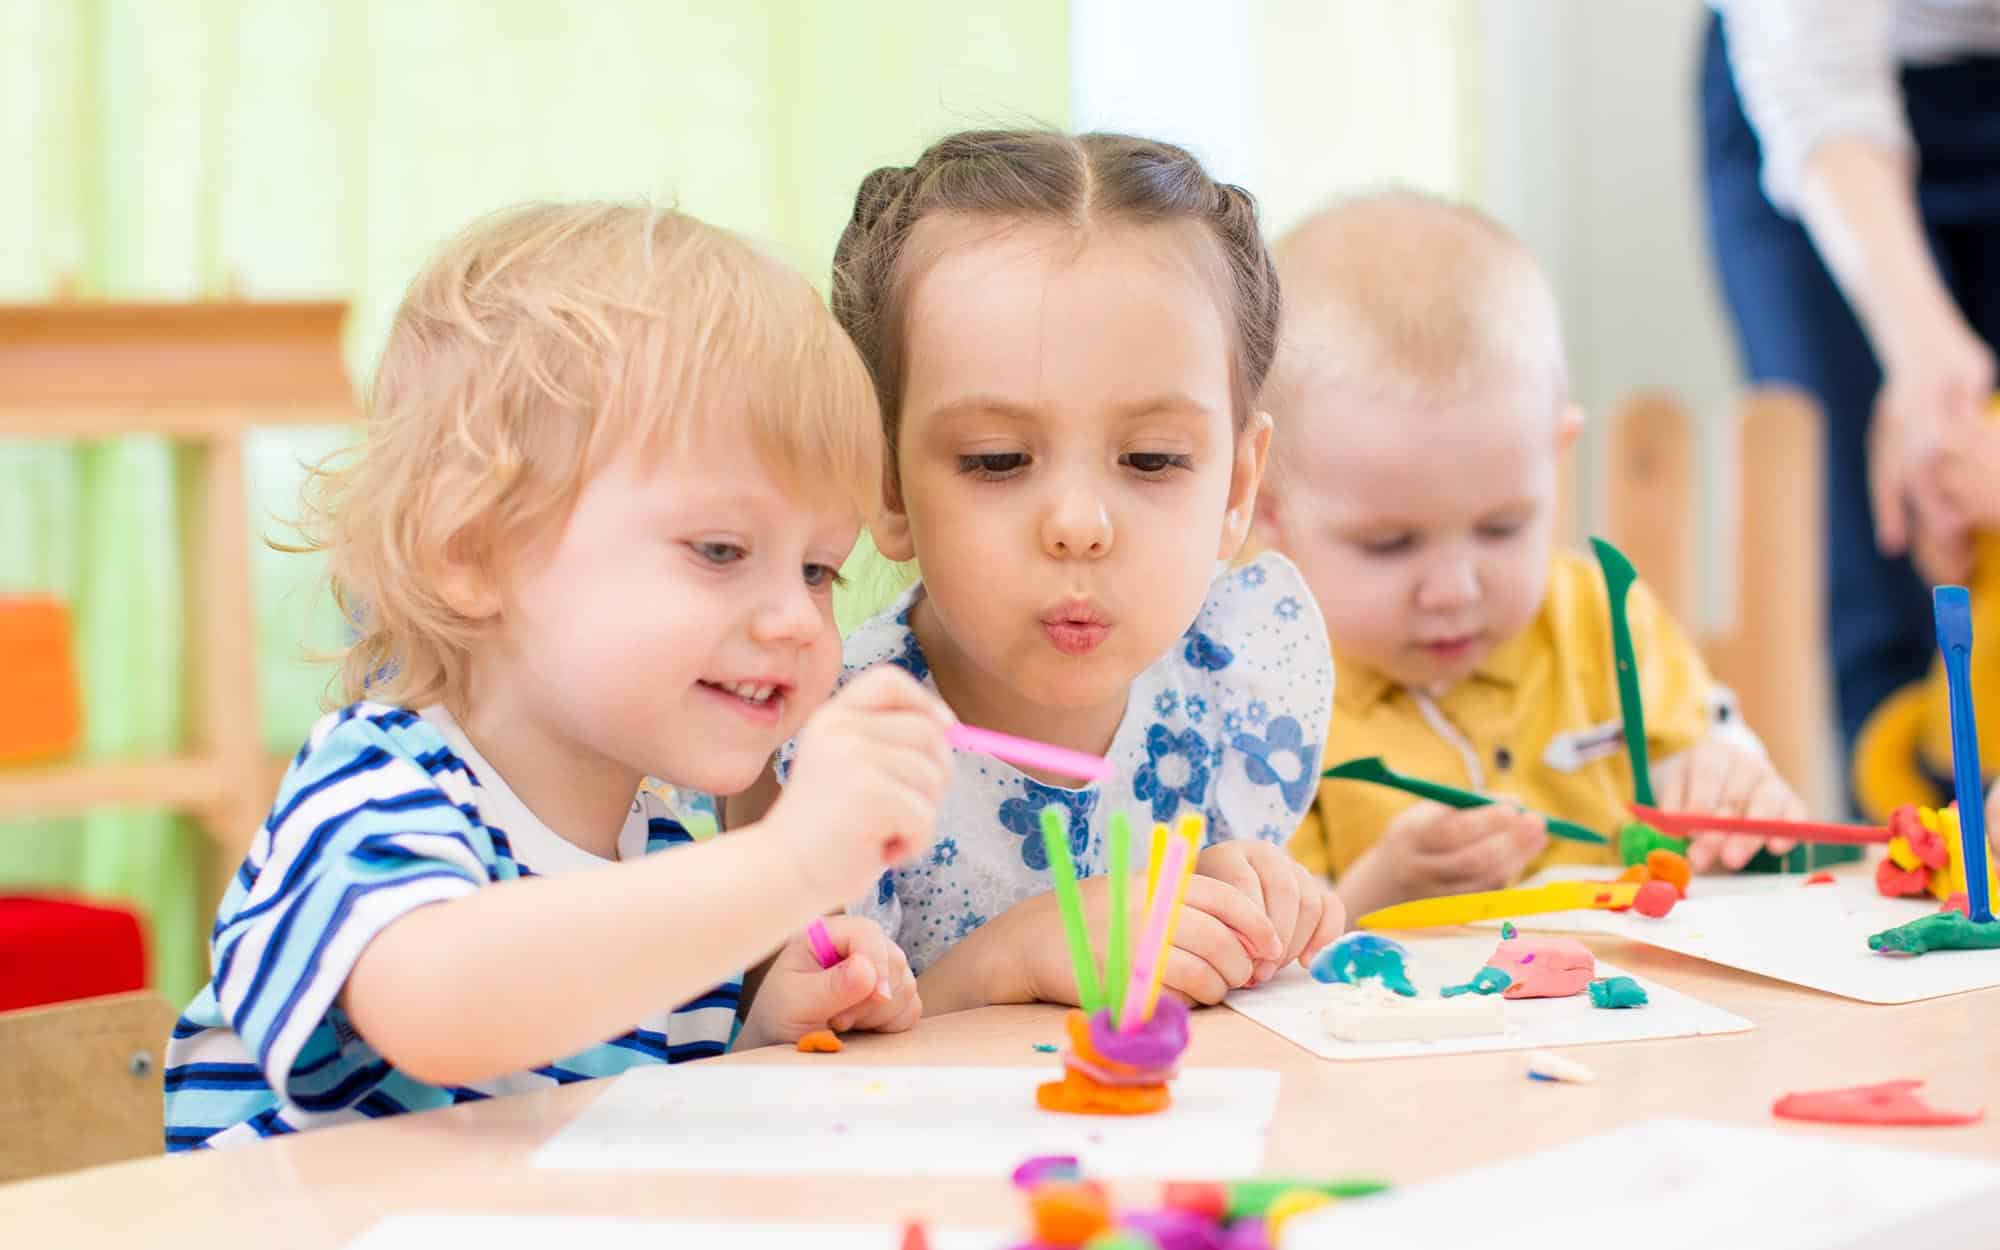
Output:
top-left (1144, 821), bottom-right (1169, 910)
top-left (1140, 814), bottom-right (1204, 1020)
top-left (1356, 880), bottom-right (1641, 930)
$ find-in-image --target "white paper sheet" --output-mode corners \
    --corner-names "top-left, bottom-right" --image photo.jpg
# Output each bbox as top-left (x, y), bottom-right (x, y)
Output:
top-left (1488, 870), bottom-right (2000, 1004)
top-left (1225, 936), bottom-right (1750, 1060)
top-left (345, 1214), bottom-right (1003, 1250)
top-left (1283, 1116), bottom-right (2000, 1250)
top-left (530, 1064), bottom-right (1278, 1177)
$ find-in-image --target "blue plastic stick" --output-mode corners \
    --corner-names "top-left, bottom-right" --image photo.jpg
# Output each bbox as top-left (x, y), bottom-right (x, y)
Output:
top-left (1934, 586), bottom-right (1992, 924)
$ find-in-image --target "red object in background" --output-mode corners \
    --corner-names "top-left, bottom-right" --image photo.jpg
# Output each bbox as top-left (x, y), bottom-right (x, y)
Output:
top-left (0, 895), bottom-right (148, 1011)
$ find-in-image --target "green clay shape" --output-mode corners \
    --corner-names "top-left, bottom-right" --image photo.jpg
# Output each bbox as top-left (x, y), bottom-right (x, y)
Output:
top-left (1441, 966), bottom-right (1513, 998)
top-left (1618, 820), bottom-right (1689, 868)
top-left (1587, 975), bottom-right (1649, 1008)
top-left (1310, 933), bottom-right (1417, 996)
top-left (1868, 911), bottom-right (2000, 955)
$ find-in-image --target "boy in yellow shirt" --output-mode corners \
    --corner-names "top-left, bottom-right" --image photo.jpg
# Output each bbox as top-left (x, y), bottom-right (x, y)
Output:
top-left (1260, 192), bottom-right (1807, 917)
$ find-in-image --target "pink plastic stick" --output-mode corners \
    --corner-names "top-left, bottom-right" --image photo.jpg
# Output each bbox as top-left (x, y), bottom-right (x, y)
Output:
top-left (948, 723), bottom-right (1113, 783)
top-left (1118, 834), bottom-right (1191, 1032)
top-left (806, 918), bottom-right (841, 970)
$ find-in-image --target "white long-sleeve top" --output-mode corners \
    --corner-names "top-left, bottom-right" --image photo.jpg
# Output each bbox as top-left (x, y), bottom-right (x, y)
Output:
top-left (1714, 1), bottom-right (2000, 214)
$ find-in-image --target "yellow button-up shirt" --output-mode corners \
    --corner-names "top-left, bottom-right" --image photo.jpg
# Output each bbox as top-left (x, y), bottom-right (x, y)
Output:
top-left (1291, 551), bottom-right (1734, 881)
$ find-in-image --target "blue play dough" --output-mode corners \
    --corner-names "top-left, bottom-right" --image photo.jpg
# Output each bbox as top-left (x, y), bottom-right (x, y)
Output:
top-left (1309, 933), bottom-right (1417, 997)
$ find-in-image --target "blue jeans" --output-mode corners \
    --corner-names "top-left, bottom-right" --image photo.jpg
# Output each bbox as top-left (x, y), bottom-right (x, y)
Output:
top-left (1699, 15), bottom-right (2000, 809)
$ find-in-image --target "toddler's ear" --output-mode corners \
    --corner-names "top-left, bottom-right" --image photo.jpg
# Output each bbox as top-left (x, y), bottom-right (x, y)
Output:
top-left (432, 518), bottom-right (503, 623)
top-left (1555, 402), bottom-right (1584, 456)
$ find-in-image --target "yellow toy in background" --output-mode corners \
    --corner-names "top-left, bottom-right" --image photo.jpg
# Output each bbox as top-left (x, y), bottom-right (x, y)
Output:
top-left (1853, 396), bottom-right (2000, 824)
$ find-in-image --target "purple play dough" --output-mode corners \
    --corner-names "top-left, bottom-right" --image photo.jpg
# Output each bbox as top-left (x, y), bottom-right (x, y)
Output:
top-left (1218, 1220), bottom-right (1272, 1250)
top-left (1088, 996), bottom-right (1191, 1068)
top-left (1121, 1207), bottom-right (1224, 1250)
top-left (1009, 1154), bottom-right (1080, 1189)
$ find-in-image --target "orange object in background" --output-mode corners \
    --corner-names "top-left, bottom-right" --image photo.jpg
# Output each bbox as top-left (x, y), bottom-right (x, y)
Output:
top-left (0, 595), bottom-right (82, 764)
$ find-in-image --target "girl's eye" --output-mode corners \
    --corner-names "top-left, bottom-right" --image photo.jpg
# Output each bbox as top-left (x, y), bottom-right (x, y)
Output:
top-left (958, 452), bottom-right (1029, 479)
top-left (1121, 451), bottom-right (1193, 475)
top-left (803, 563), bottom-right (846, 591)
top-left (1478, 520), bottom-right (1525, 541)
top-left (691, 541), bottom-right (745, 565)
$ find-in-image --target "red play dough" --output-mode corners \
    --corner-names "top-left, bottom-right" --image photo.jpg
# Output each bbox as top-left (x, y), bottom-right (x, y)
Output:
top-left (1772, 1080), bottom-right (1983, 1127)
top-left (1876, 857), bottom-right (1932, 898)
top-left (1804, 872), bottom-right (1835, 885)
top-left (1941, 893), bottom-right (1971, 917)
top-left (1632, 880), bottom-right (1680, 918)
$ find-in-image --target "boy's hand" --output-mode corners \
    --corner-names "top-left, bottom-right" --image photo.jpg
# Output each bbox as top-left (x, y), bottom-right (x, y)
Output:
top-left (1652, 739), bottom-right (1804, 871)
top-left (737, 915), bottom-right (919, 1049)
top-left (1350, 799), bottom-right (1549, 908)
top-left (1194, 839), bottom-right (1344, 987)
top-left (767, 666), bottom-right (954, 903)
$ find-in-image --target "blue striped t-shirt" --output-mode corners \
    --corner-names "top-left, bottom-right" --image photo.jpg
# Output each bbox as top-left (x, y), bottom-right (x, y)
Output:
top-left (163, 702), bottom-right (740, 1151)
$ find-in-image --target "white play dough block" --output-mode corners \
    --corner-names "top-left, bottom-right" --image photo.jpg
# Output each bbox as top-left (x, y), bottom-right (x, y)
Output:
top-left (1319, 983), bottom-right (1506, 1042)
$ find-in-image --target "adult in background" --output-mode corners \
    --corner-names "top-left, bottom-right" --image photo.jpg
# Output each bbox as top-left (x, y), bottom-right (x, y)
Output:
top-left (1699, 2), bottom-right (2000, 809)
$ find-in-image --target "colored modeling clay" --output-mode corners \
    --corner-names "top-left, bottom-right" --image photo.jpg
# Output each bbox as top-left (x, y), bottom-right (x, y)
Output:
top-left (899, 1222), bottom-right (931, 1250)
top-left (1162, 1182), bottom-right (1228, 1220)
top-left (1645, 849), bottom-right (1692, 894)
top-left (1264, 1190), bottom-right (1334, 1241)
top-left (1321, 983), bottom-right (1505, 1042)
top-left (1082, 1232), bottom-right (1159, 1250)
top-left (1224, 1178), bottom-right (1390, 1221)
top-left (1772, 1080), bottom-right (1982, 1127)
top-left (1487, 936), bottom-right (1595, 999)
top-left (1034, 1042), bottom-right (1059, 1053)
top-left (1942, 893), bottom-right (1971, 916)
top-left (1115, 1210), bottom-right (1208, 1250)
top-left (1012, 1155), bottom-right (1081, 1188)
top-left (1523, 1048), bottom-right (1597, 1084)
top-left (1804, 871), bottom-right (1835, 885)
top-left (1618, 820), bottom-right (1689, 867)
top-left (1036, 1000), bottom-right (1188, 1115)
top-left (1868, 910), bottom-right (2000, 955)
top-left (796, 1029), bottom-right (842, 1053)
top-left (1030, 1179), bottom-right (1112, 1243)
top-left (1308, 933), bottom-right (1416, 996)
top-left (1440, 966), bottom-right (1512, 997)
top-left (1587, 976), bottom-right (1649, 1008)
top-left (1632, 879), bottom-right (1680, 918)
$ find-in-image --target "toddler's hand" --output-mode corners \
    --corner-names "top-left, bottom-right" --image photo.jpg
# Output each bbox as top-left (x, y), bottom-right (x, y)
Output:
top-left (767, 666), bottom-right (954, 903)
top-left (1652, 739), bottom-right (1803, 871)
top-left (1365, 799), bottom-right (1548, 903)
top-left (1194, 838), bottom-right (1344, 987)
top-left (738, 915), bottom-right (919, 1049)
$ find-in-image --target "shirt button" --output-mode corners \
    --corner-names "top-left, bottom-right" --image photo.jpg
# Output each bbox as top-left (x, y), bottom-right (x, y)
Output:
top-left (1494, 746), bottom-right (1513, 771)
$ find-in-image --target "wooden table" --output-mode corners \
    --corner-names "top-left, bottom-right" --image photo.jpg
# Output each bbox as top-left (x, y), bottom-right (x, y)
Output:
top-left (5, 928), bottom-right (1997, 1245)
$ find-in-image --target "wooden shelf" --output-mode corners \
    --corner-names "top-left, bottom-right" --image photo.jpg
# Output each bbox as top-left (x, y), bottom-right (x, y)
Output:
top-left (0, 298), bottom-right (357, 875)
top-left (0, 753), bottom-right (295, 829)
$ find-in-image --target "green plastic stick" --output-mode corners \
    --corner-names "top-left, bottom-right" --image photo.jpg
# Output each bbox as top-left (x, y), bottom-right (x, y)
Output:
top-left (1590, 536), bottom-right (1655, 807)
top-left (1040, 805), bottom-right (1102, 1012)
top-left (1321, 756), bottom-right (1608, 845)
top-left (1105, 811), bottom-right (1132, 1021)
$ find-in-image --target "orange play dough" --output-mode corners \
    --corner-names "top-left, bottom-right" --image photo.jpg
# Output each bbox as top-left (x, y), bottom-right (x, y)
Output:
top-left (796, 1029), bottom-right (842, 1053)
top-left (1028, 1180), bottom-right (1111, 1242)
top-left (1035, 1069), bottom-right (1171, 1116)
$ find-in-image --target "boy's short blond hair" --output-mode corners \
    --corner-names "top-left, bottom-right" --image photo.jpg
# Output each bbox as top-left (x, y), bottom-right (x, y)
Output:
top-left (297, 202), bottom-right (882, 711)
top-left (1267, 190), bottom-right (1568, 439)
